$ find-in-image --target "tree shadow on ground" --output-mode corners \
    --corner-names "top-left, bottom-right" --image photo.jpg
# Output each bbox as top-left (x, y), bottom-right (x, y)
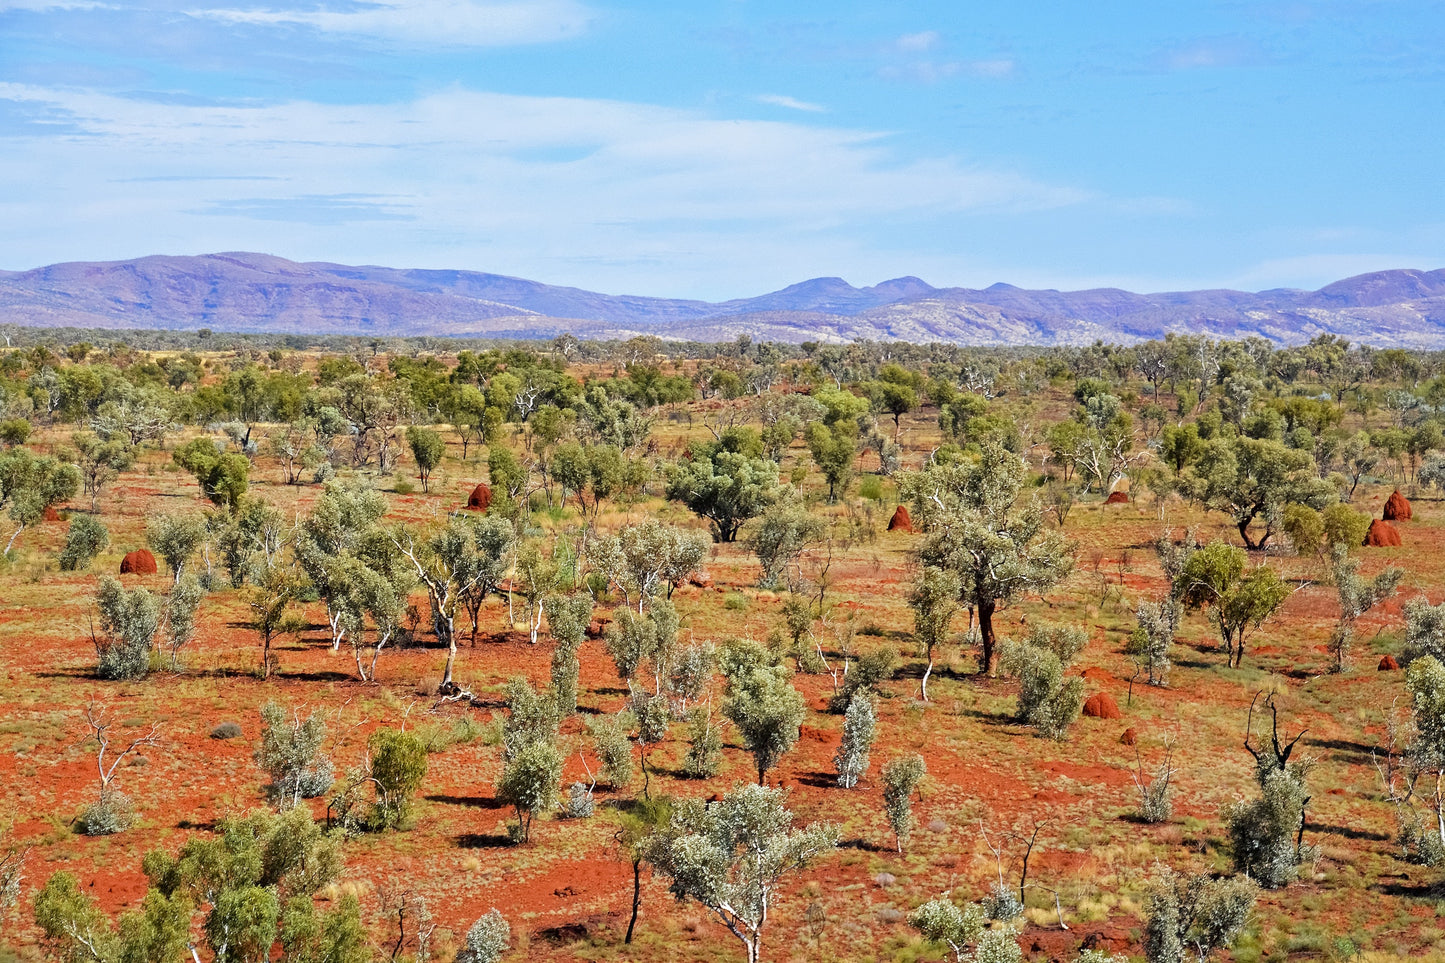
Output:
top-left (1306, 736), bottom-right (1375, 758)
top-left (797, 772), bottom-right (839, 789)
top-left (1373, 873), bottom-right (1441, 898)
top-left (456, 831), bottom-right (515, 849)
top-left (281, 670), bottom-right (355, 683)
top-left (427, 793), bottom-right (508, 810)
top-left (1306, 821), bottom-right (1391, 842)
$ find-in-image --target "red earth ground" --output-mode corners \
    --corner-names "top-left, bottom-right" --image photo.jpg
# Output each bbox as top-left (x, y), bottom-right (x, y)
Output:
top-left (2, 373), bottom-right (1443, 962)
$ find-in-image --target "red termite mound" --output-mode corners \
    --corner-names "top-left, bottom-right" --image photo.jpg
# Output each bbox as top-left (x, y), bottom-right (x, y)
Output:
top-left (1364, 519), bottom-right (1402, 547)
top-left (1379, 655), bottom-right (1400, 671)
top-left (887, 505), bottom-right (913, 533)
top-left (119, 549), bottom-right (158, 575)
top-left (43, 505), bottom-right (62, 522)
top-left (1119, 727), bottom-right (1138, 746)
top-left (465, 483), bottom-right (492, 512)
top-left (1082, 692), bottom-right (1122, 720)
top-left (1104, 491), bottom-right (1130, 505)
top-left (1384, 490), bottom-right (1412, 521)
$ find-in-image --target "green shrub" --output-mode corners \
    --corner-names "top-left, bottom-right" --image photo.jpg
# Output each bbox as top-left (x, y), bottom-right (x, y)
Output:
top-left (93, 576), bottom-right (160, 680)
top-left (881, 754), bottom-right (926, 851)
top-left (80, 791), bottom-right (135, 836)
top-left (682, 706), bottom-right (723, 779)
top-left (829, 646), bottom-right (897, 712)
top-left (497, 740), bottom-right (562, 843)
top-left (456, 909), bottom-right (510, 963)
top-left (587, 712), bottom-right (633, 790)
top-left (0, 419), bottom-right (31, 447)
top-left (834, 691), bottom-right (876, 788)
top-left (255, 701), bottom-right (331, 809)
top-left (367, 729), bottom-right (427, 831)
top-left (58, 514), bottom-right (109, 572)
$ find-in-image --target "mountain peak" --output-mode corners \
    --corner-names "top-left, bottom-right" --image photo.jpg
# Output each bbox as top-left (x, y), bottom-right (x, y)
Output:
top-left (777, 277), bottom-right (857, 294)
top-left (868, 276), bottom-right (935, 300)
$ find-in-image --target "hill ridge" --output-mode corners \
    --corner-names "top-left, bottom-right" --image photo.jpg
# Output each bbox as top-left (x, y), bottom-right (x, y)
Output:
top-left (2, 253), bottom-right (1444, 346)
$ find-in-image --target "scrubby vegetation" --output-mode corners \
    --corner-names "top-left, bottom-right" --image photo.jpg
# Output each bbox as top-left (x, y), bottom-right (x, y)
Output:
top-left (2, 330), bottom-right (1445, 960)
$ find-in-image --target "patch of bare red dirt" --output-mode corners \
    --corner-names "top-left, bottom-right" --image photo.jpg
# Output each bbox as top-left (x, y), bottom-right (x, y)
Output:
top-left (119, 549), bottom-right (157, 574)
top-left (1083, 692), bottom-right (1122, 720)
top-left (887, 504), bottom-right (913, 532)
top-left (1364, 519), bottom-right (1402, 547)
top-left (1384, 489), bottom-right (1413, 521)
top-left (465, 482), bottom-right (492, 511)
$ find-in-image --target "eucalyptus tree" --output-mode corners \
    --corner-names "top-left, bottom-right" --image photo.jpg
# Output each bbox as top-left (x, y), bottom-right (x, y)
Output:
top-left (0, 446), bottom-right (80, 552)
top-left (70, 431), bottom-right (133, 511)
top-left (589, 518), bottom-right (710, 612)
top-left (667, 450), bottom-right (781, 543)
top-left (1329, 546), bottom-right (1403, 673)
top-left (646, 783), bottom-right (838, 963)
top-left (908, 565), bottom-right (961, 701)
top-left (1176, 542), bottom-right (1290, 669)
top-left (900, 443), bottom-right (1073, 675)
top-left (1179, 436), bottom-right (1334, 550)
top-left (723, 654), bottom-right (807, 785)
top-left (295, 482), bottom-right (390, 649)
top-left (747, 502), bottom-right (825, 591)
top-left (389, 513), bottom-right (514, 691)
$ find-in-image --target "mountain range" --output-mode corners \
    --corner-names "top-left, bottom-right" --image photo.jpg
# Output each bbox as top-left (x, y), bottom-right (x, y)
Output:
top-left (3, 252), bottom-right (1445, 346)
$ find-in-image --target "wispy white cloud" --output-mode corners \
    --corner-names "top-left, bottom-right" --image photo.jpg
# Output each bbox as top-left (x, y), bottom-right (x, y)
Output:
top-left (894, 30), bottom-right (939, 53)
top-left (190, 0), bottom-right (593, 47)
top-left (1155, 36), bottom-right (1265, 71)
top-left (877, 30), bottom-right (1014, 83)
top-left (755, 93), bottom-right (826, 113)
top-left (0, 83), bottom-right (1090, 291)
top-left (879, 58), bottom-right (1015, 83)
top-left (0, 0), bottom-right (109, 9)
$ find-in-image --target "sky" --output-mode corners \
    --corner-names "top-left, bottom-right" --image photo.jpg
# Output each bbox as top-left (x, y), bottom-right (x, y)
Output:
top-left (1, 1), bottom-right (1443, 300)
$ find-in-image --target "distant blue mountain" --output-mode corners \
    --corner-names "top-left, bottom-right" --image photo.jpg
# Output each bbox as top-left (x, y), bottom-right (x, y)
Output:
top-left (2, 252), bottom-right (1444, 346)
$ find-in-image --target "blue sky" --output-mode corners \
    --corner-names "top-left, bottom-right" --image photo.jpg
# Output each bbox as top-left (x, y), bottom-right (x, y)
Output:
top-left (2, 1), bottom-right (1442, 299)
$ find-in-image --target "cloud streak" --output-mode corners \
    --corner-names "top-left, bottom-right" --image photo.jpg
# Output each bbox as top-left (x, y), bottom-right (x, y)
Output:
top-left (191, 0), bottom-right (593, 47)
top-left (0, 0), bottom-right (109, 9)
top-left (0, 83), bottom-right (1091, 291)
top-left (755, 93), bottom-right (826, 113)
